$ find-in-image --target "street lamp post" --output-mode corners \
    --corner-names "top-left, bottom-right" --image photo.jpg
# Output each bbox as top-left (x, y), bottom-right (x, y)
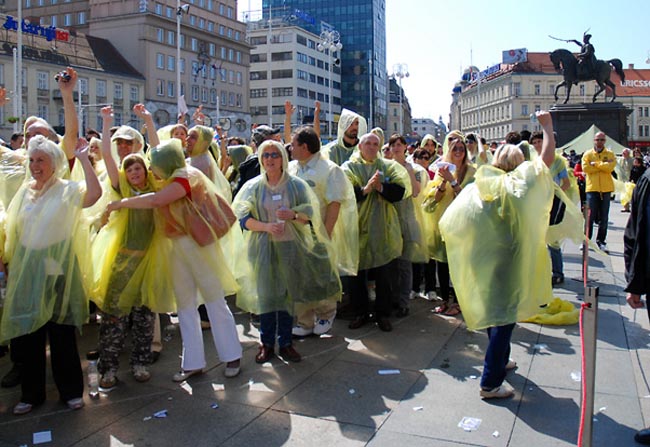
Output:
top-left (392, 63), bottom-right (409, 135)
top-left (317, 30), bottom-right (342, 140)
top-left (177, 2), bottom-right (190, 121)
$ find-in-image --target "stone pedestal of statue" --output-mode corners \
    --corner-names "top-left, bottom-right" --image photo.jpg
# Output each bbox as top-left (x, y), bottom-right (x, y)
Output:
top-left (550, 102), bottom-right (632, 147)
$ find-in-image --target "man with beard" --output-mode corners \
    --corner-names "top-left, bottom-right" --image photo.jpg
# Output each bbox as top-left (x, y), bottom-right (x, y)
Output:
top-left (323, 109), bottom-right (367, 166)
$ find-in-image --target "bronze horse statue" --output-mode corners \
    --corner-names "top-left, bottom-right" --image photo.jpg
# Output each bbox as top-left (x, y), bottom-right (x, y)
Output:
top-left (549, 49), bottom-right (625, 104)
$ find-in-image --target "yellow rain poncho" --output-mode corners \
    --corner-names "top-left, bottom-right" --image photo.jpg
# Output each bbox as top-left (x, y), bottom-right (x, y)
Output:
top-left (395, 162), bottom-right (429, 264)
top-left (523, 298), bottom-right (579, 325)
top-left (91, 158), bottom-right (175, 315)
top-left (0, 147), bottom-right (26, 209)
top-left (342, 151), bottom-right (410, 270)
top-left (150, 140), bottom-right (240, 305)
top-left (322, 109), bottom-right (367, 166)
top-left (187, 125), bottom-right (232, 201)
top-left (288, 152), bottom-right (359, 276)
top-left (439, 156), bottom-right (554, 331)
top-left (621, 181), bottom-right (636, 208)
top-left (232, 143), bottom-right (342, 315)
top-left (1, 144), bottom-right (92, 344)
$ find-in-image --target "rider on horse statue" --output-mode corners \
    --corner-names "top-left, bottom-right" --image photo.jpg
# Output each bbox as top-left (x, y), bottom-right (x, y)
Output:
top-left (571, 33), bottom-right (597, 81)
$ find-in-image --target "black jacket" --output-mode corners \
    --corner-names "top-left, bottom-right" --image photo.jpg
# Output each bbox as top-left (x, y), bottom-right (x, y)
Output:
top-left (624, 169), bottom-right (650, 294)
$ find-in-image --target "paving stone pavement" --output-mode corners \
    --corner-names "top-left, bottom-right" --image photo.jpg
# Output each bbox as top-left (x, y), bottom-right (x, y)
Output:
top-left (0, 199), bottom-right (648, 446)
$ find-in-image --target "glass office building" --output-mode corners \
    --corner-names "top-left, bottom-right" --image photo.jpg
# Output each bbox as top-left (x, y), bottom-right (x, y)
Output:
top-left (261, 0), bottom-right (387, 129)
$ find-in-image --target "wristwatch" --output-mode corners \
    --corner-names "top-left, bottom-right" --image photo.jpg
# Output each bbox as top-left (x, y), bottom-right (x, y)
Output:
top-left (450, 180), bottom-right (459, 187)
top-left (293, 212), bottom-right (299, 220)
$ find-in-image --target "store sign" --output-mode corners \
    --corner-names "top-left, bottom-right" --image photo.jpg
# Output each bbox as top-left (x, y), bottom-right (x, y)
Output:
top-left (3, 15), bottom-right (70, 42)
top-left (1, 42), bottom-right (70, 65)
top-left (620, 79), bottom-right (650, 88)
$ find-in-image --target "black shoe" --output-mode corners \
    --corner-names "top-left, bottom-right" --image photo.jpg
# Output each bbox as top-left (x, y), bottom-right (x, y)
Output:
top-left (1, 364), bottom-right (22, 388)
top-left (376, 317), bottom-right (393, 332)
top-left (348, 314), bottom-right (369, 329)
top-left (151, 351), bottom-right (161, 363)
top-left (635, 428), bottom-right (650, 445)
top-left (395, 307), bottom-right (409, 318)
top-left (0, 345), bottom-right (7, 358)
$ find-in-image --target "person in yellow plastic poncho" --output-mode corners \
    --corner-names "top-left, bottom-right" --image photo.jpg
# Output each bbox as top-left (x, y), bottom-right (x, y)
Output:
top-left (465, 133), bottom-right (492, 166)
top-left (422, 130), bottom-right (477, 316)
top-left (387, 134), bottom-right (428, 318)
top-left (322, 109), bottom-right (368, 166)
top-left (439, 111), bottom-right (557, 400)
top-left (232, 140), bottom-right (341, 364)
top-left (91, 107), bottom-right (172, 391)
top-left (342, 133), bottom-right (411, 332)
top-left (1, 135), bottom-right (101, 415)
top-left (185, 125), bottom-right (231, 197)
top-left (287, 126), bottom-right (358, 337)
top-left (107, 139), bottom-right (243, 382)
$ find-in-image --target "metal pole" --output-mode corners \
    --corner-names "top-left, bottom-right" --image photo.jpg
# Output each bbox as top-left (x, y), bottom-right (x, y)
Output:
top-left (328, 54), bottom-right (332, 140)
top-left (12, 47), bottom-right (18, 133)
top-left (17, 0), bottom-right (22, 129)
top-left (399, 75), bottom-right (403, 134)
top-left (176, 0), bottom-right (182, 119)
top-left (267, 7), bottom-right (272, 126)
top-left (368, 57), bottom-right (373, 129)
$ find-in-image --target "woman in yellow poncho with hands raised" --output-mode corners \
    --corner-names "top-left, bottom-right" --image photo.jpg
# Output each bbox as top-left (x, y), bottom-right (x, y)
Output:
top-left (439, 111), bottom-right (557, 400)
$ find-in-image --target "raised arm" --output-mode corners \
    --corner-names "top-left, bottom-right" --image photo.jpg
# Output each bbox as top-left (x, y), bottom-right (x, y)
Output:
top-left (108, 181), bottom-right (186, 212)
top-left (58, 67), bottom-right (79, 160)
top-left (284, 100), bottom-right (295, 143)
top-left (313, 100), bottom-right (321, 140)
top-left (133, 103), bottom-right (160, 148)
top-left (100, 106), bottom-right (120, 189)
top-left (75, 139), bottom-right (102, 208)
top-left (536, 111), bottom-right (556, 168)
top-left (192, 105), bottom-right (205, 126)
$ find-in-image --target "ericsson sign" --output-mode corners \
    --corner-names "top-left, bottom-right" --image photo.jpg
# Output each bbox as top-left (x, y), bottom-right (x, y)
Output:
top-left (3, 15), bottom-right (70, 42)
top-left (620, 79), bottom-right (650, 88)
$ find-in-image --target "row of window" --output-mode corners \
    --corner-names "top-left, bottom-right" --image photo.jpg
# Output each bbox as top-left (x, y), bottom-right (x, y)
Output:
top-left (152, 2), bottom-right (240, 40)
top-left (155, 79), bottom-right (242, 108)
top-left (639, 125), bottom-right (650, 138)
top-left (155, 54), bottom-right (242, 85)
top-left (250, 69), bottom-right (340, 90)
top-left (38, 12), bottom-right (85, 28)
top-left (154, 28), bottom-right (242, 64)
top-left (32, 69), bottom-right (139, 100)
top-left (24, 0), bottom-right (71, 7)
top-left (639, 107), bottom-right (650, 118)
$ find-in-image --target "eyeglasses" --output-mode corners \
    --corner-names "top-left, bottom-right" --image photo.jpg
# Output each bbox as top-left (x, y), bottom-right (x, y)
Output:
top-left (451, 146), bottom-right (465, 152)
top-left (262, 152), bottom-right (281, 159)
top-left (419, 155), bottom-right (430, 160)
top-left (595, 139), bottom-right (605, 141)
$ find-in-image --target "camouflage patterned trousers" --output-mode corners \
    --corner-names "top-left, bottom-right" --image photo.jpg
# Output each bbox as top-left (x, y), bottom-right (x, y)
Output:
top-left (98, 306), bottom-right (154, 374)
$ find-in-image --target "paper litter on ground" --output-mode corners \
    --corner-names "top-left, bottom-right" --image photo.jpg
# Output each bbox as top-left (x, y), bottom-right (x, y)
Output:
top-left (33, 431), bottom-right (52, 444)
top-left (378, 369), bottom-right (400, 375)
top-left (458, 417), bottom-right (482, 431)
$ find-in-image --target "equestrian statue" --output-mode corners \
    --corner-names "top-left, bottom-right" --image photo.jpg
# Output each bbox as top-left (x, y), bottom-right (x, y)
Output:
top-left (549, 31), bottom-right (625, 104)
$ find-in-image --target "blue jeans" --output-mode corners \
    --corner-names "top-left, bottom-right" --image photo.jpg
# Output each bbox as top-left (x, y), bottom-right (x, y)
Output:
top-left (586, 192), bottom-right (611, 244)
top-left (480, 323), bottom-right (516, 390)
top-left (548, 245), bottom-right (564, 278)
top-left (260, 311), bottom-right (293, 348)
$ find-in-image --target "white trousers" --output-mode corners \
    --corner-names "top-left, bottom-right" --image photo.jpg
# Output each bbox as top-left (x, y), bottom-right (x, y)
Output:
top-left (172, 237), bottom-right (242, 370)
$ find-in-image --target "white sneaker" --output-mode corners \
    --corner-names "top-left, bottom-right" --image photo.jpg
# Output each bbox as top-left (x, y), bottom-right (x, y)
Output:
top-left (426, 291), bottom-right (438, 301)
top-left (132, 365), bottom-right (151, 383)
top-left (480, 383), bottom-right (514, 399)
top-left (313, 318), bottom-right (333, 335)
top-left (409, 291), bottom-right (417, 300)
top-left (292, 325), bottom-right (313, 337)
top-left (505, 359), bottom-right (517, 370)
top-left (368, 287), bottom-right (376, 300)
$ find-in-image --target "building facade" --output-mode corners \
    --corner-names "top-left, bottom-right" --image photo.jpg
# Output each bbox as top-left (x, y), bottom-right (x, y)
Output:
top-left (0, 13), bottom-right (145, 138)
top-left (247, 21), bottom-right (341, 140)
top-left (5, 0), bottom-right (252, 137)
top-left (260, 0), bottom-right (387, 130)
top-left (450, 53), bottom-right (650, 147)
top-left (412, 117), bottom-right (446, 143)
top-left (386, 77), bottom-right (411, 137)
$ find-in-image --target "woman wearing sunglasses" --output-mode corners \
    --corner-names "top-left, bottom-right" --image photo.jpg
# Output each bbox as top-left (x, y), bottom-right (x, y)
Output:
top-left (232, 141), bottom-right (341, 364)
top-left (423, 131), bottom-right (477, 316)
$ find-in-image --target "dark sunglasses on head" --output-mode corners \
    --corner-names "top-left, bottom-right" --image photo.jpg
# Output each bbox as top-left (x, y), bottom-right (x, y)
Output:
top-left (262, 152), bottom-right (281, 159)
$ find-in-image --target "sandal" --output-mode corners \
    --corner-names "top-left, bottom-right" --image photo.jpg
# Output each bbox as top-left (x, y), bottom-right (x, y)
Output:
top-left (444, 304), bottom-right (462, 316)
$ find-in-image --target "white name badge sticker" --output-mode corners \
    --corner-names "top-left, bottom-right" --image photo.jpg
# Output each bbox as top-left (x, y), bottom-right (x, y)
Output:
top-left (272, 194), bottom-right (282, 201)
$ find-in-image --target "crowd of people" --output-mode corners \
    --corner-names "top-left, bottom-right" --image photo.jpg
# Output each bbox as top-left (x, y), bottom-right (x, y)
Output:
top-left (0, 67), bottom-right (614, 417)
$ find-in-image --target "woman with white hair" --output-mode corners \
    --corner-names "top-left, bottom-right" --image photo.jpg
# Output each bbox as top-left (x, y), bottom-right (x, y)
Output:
top-left (440, 111), bottom-right (557, 399)
top-left (1, 135), bottom-right (101, 415)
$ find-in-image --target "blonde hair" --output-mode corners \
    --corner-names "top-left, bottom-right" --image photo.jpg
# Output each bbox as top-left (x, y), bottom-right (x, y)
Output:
top-left (492, 144), bottom-right (524, 172)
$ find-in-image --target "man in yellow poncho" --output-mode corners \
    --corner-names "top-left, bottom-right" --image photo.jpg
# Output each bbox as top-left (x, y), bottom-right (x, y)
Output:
top-left (288, 126), bottom-right (358, 336)
top-left (439, 111), bottom-right (557, 399)
top-left (342, 133), bottom-right (410, 332)
top-left (322, 109), bottom-right (367, 166)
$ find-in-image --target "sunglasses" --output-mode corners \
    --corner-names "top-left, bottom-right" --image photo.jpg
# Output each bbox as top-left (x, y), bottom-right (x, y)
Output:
top-left (595, 139), bottom-right (605, 141)
top-left (262, 152), bottom-right (281, 159)
top-left (419, 155), bottom-right (430, 160)
top-left (451, 146), bottom-right (465, 152)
